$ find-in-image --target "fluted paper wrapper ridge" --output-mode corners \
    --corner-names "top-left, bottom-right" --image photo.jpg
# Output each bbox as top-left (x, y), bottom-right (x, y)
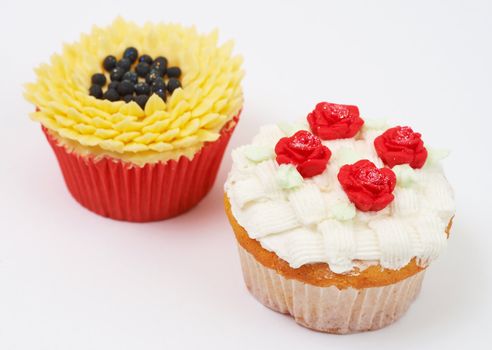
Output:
top-left (237, 244), bottom-right (425, 334)
top-left (42, 115), bottom-right (239, 222)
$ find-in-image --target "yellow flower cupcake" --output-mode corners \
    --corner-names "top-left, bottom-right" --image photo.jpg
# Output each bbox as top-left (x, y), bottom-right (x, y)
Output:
top-left (225, 102), bottom-right (455, 333)
top-left (25, 18), bottom-right (244, 221)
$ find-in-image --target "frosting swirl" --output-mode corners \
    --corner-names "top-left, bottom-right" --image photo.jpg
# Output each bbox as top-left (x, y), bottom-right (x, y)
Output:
top-left (24, 18), bottom-right (243, 165)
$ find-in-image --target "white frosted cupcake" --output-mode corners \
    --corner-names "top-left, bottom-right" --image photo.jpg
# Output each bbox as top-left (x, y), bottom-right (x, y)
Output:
top-left (224, 102), bottom-right (454, 334)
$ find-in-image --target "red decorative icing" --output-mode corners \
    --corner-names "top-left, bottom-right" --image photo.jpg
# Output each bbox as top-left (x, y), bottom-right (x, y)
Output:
top-left (374, 126), bottom-right (428, 169)
top-left (275, 130), bottom-right (331, 178)
top-left (338, 159), bottom-right (396, 212)
top-left (307, 102), bottom-right (364, 140)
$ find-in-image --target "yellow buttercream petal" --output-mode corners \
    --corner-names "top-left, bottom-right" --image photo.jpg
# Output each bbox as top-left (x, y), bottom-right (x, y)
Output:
top-left (179, 119), bottom-right (200, 137)
top-left (54, 114), bottom-right (76, 127)
top-left (134, 133), bottom-right (159, 144)
top-left (83, 107), bottom-right (111, 120)
top-left (200, 113), bottom-right (221, 128)
top-left (58, 127), bottom-right (82, 141)
top-left (196, 129), bottom-right (220, 143)
top-left (170, 112), bottom-right (192, 129)
top-left (204, 114), bottom-right (227, 129)
top-left (169, 101), bottom-right (190, 122)
top-left (156, 128), bottom-right (180, 142)
top-left (119, 101), bottom-right (145, 118)
top-left (78, 134), bottom-right (103, 147)
top-left (172, 135), bottom-right (199, 148)
top-left (124, 143), bottom-right (149, 153)
top-left (142, 119), bottom-right (172, 133)
top-left (92, 117), bottom-right (113, 129)
top-left (144, 94), bottom-right (166, 116)
top-left (24, 18), bottom-right (243, 162)
top-left (73, 123), bottom-right (96, 134)
top-left (191, 98), bottom-right (215, 117)
top-left (94, 129), bottom-right (119, 139)
top-left (115, 131), bottom-right (141, 142)
top-left (66, 108), bottom-right (92, 124)
top-left (149, 142), bottom-right (174, 152)
top-left (100, 139), bottom-right (125, 153)
top-left (110, 112), bottom-right (131, 124)
top-left (114, 118), bottom-right (144, 132)
top-left (142, 111), bottom-right (170, 126)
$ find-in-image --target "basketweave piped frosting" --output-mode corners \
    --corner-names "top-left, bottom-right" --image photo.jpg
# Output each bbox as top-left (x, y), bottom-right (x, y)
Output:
top-left (24, 18), bottom-right (243, 165)
top-left (225, 103), bottom-right (455, 274)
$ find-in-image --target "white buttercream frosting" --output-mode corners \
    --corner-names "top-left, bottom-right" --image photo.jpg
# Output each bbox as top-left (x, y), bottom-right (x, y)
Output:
top-left (225, 120), bottom-right (455, 274)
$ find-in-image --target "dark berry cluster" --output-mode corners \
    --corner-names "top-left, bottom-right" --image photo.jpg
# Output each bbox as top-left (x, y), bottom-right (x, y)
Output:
top-left (89, 47), bottom-right (182, 109)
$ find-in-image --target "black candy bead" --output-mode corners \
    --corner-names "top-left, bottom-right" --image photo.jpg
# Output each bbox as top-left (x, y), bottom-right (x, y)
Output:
top-left (152, 89), bottom-right (166, 101)
top-left (145, 69), bottom-right (163, 84)
top-left (123, 94), bottom-right (135, 103)
top-left (89, 85), bottom-right (103, 99)
top-left (117, 58), bottom-right (131, 72)
top-left (135, 94), bottom-right (149, 109)
top-left (123, 71), bottom-right (138, 84)
top-left (166, 67), bottom-right (181, 78)
top-left (151, 77), bottom-right (166, 91)
top-left (156, 68), bottom-right (165, 77)
top-left (117, 80), bottom-right (135, 96)
top-left (103, 55), bottom-right (117, 71)
top-left (167, 78), bottom-right (181, 93)
top-left (152, 56), bottom-right (167, 74)
top-left (98, 51), bottom-right (181, 104)
top-left (108, 81), bottom-right (119, 90)
top-left (139, 54), bottom-right (153, 65)
top-left (110, 67), bottom-right (125, 81)
top-left (135, 62), bottom-right (150, 78)
top-left (104, 88), bottom-right (120, 102)
top-left (135, 82), bottom-right (150, 96)
top-left (123, 47), bottom-right (139, 63)
top-left (154, 56), bottom-right (168, 68)
top-left (91, 73), bottom-right (107, 86)
top-left (152, 66), bottom-right (166, 76)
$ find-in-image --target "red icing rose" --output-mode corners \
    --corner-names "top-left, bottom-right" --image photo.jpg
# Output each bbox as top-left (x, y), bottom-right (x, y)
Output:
top-left (374, 126), bottom-right (428, 169)
top-left (307, 102), bottom-right (364, 140)
top-left (338, 160), bottom-right (396, 212)
top-left (275, 130), bottom-right (331, 178)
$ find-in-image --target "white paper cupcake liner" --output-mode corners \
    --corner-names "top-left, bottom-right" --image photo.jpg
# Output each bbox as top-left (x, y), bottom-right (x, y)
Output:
top-left (237, 244), bottom-right (425, 334)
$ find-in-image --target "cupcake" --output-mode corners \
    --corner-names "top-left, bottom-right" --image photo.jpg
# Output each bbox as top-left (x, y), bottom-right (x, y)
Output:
top-left (224, 102), bottom-right (454, 333)
top-left (24, 18), bottom-right (243, 222)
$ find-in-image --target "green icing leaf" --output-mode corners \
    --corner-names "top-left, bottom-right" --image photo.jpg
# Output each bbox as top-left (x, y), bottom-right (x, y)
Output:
top-left (243, 145), bottom-right (274, 162)
top-left (393, 164), bottom-right (417, 187)
top-left (329, 201), bottom-right (356, 221)
top-left (363, 118), bottom-right (389, 131)
top-left (276, 164), bottom-right (303, 189)
top-left (277, 121), bottom-right (308, 136)
top-left (427, 148), bottom-right (450, 165)
top-left (336, 147), bottom-right (361, 165)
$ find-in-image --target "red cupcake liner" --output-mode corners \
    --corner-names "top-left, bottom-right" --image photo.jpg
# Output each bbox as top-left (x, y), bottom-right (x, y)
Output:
top-left (43, 114), bottom-right (240, 222)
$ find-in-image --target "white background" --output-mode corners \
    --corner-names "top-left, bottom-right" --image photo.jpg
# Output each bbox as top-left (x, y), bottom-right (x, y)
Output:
top-left (1, 0), bottom-right (491, 349)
